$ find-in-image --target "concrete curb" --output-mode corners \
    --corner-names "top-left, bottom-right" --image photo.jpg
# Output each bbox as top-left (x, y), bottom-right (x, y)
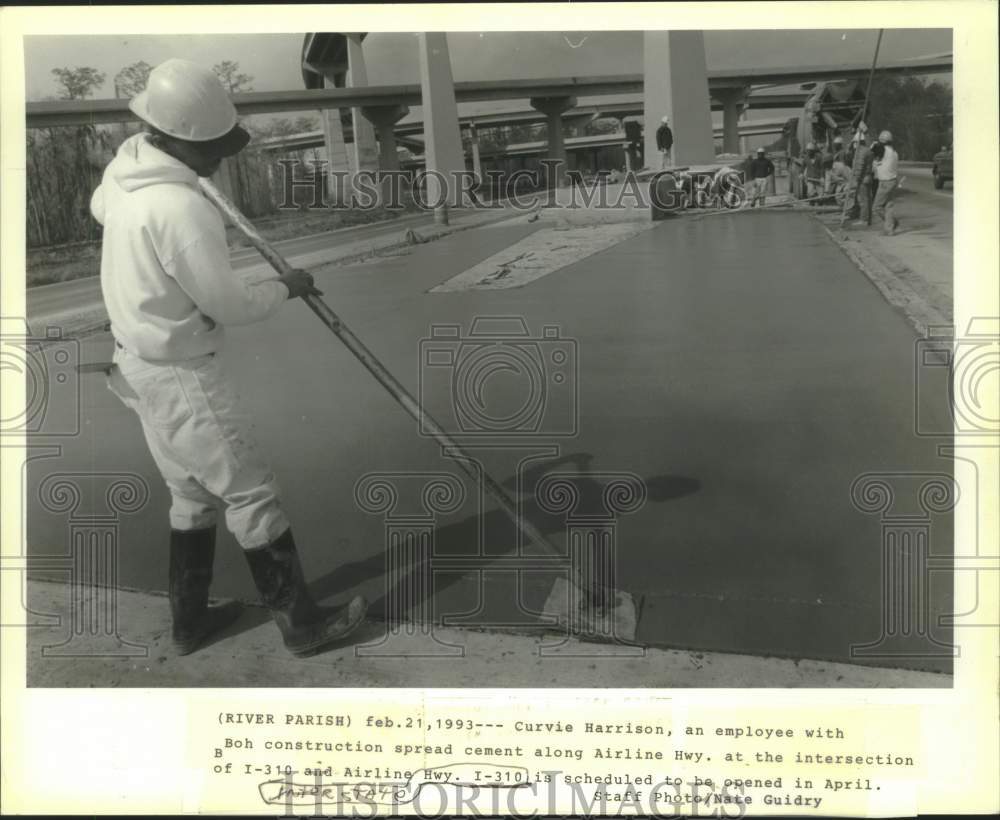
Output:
top-left (815, 220), bottom-right (951, 337)
top-left (24, 580), bottom-right (951, 688)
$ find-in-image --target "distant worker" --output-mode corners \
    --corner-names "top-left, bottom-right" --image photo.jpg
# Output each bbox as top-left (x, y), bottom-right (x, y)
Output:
top-left (828, 156), bottom-right (852, 205)
top-left (804, 142), bottom-right (824, 203)
top-left (871, 130), bottom-right (900, 235)
top-left (709, 164), bottom-right (744, 209)
top-left (747, 147), bottom-right (775, 207)
top-left (656, 116), bottom-right (674, 168)
top-left (832, 135), bottom-right (847, 166)
top-left (90, 58), bottom-right (368, 658)
top-left (821, 143), bottom-right (835, 197)
top-left (841, 127), bottom-right (874, 227)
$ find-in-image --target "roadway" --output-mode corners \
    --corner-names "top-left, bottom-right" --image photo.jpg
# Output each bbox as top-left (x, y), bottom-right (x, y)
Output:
top-left (26, 210), bottom-right (438, 322)
top-left (897, 162), bottom-right (953, 204)
top-left (28, 163), bottom-right (952, 322)
top-left (25, 205), bottom-right (954, 678)
top-left (844, 163), bottom-right (953, 321)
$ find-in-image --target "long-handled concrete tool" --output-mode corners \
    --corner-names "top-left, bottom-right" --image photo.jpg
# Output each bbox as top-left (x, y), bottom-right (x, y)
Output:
top-left (198, 178), bottom-right (639, 643)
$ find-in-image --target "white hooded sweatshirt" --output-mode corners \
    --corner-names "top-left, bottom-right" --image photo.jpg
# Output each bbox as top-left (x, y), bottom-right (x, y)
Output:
top-left (91, 133), bottom-right (288, 362)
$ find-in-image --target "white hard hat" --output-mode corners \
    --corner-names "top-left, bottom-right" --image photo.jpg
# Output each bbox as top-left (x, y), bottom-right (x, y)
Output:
top-left (661, 116), bottom-right (669, 123)
top-left (833, 135), bottom-right (843, 144)
top-left (806, 142), bottom-right (816, 151)
top-left (756, 147), bottom-right (765, 153)
top-left (878, 130), bottom-right (893, 143)
top-left (130, 58), bottom-right (249, 155)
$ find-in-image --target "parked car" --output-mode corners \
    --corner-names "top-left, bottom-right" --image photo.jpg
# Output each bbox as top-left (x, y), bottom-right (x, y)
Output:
top-left (932, 145), bottom-right (953, 189)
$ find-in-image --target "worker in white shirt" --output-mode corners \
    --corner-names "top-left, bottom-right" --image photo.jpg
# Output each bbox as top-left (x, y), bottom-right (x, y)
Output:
top-left (91, 58), bottom-right (367, 658)
top-left (871, 130), bottom-right (900, 236)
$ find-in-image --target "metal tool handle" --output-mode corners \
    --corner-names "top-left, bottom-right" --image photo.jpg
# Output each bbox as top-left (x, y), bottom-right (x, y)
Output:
top-left (198, 178), bottom-right (575, 574)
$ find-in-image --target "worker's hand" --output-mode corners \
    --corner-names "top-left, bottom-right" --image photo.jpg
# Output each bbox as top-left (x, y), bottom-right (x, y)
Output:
top-left (279, 268), bottom-right (323, 299)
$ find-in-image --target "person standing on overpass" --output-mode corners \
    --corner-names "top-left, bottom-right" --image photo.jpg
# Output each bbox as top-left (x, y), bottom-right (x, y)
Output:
top-left (872, 130), bottom-right (901, 236)
top-left (90, 58), bottom-right (368, 658)
top-left (656, 116), bottom-right (674, 168)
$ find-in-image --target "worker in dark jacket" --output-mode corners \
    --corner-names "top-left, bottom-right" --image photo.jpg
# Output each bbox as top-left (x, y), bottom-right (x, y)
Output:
top-left (747, 147), bottom-right (775, 207)
top-left (840, 127), bottom-right (875, 226)
top-left (656, 116), bottom-right (674, 168)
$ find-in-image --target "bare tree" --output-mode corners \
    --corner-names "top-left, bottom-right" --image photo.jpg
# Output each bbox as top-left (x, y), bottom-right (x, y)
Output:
top-left (113, 61), bottom-right (152, 98)
top-left (212, 60), bottom-right (254, 93)
top-left (247, 115), bottom-right (320, 141)
top-left (51, 66), bottom-right (106, 100)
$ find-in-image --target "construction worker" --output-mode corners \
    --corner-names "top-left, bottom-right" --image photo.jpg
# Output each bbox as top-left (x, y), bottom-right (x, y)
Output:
top-left (841, 126), bottom-right (874, 227)
top-left (747, 147), bottom-right (774, 207)
top-left (803, 142), bottom-right (824, 203)
top-left (821, 143), bottom-right (835, 197)
top-left (831, 135), bottom-right (847, 166)
top-left (656, 116), bottom-right (674, 169)
top-left (871, 129), bottom-right (900, 235)
top-left (89, 59), bottom-right (368, 657)
top-left (828, 156), bottom-right (852, 205)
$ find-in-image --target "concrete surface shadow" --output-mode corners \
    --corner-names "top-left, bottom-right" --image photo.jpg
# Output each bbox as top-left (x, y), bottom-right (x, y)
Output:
top-left (306, 452), bottom-right (701, 626)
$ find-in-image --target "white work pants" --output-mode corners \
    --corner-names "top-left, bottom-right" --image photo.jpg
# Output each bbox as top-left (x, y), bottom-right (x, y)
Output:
top-left (106, 345), bottom-right (290, 548)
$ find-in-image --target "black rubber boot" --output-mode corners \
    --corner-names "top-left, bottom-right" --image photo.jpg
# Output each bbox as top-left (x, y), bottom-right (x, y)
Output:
top-left (169, 527), bottom-right (244, 655)
top-left (243, 529), bottom-right (368, 658)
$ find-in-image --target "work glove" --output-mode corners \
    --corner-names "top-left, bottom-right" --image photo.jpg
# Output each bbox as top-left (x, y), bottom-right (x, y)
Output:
top-left (279, 268), bottom-right (323, 299)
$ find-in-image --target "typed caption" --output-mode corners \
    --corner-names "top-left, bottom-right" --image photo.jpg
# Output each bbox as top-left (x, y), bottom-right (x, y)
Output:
top-left (199, 704), bottom-right (919, 816)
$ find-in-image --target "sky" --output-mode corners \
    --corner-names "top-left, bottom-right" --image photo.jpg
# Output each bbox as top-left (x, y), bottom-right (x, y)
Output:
top-left (24, 29), bottom-right (951, 100)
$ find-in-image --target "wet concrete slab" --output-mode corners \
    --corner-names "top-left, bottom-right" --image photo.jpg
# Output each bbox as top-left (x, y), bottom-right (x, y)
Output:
top-left (26, 212), bottom-right (954, 675)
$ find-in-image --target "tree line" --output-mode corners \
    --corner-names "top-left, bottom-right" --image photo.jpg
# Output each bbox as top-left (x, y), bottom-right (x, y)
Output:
top-left (26, 61), bottom-right (319, 248)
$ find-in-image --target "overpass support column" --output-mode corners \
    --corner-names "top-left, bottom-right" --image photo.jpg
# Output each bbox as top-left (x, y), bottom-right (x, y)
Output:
top-left (467, 123), bottom-right (483, 185)
top-left (418, 32), bottom-right (466, 224)
top-left (346, 33), bottom-right (379, 174)
top-left (643, 31), bottom-right (714, 166)
top-left (321, 107), bottom-right (353, 205)
top-left (362, 104), bottom-right (409, 171)
top-left (714, 86), bottom-right (748, 155)
top-left (530, 95), bottom-right (577, 188)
